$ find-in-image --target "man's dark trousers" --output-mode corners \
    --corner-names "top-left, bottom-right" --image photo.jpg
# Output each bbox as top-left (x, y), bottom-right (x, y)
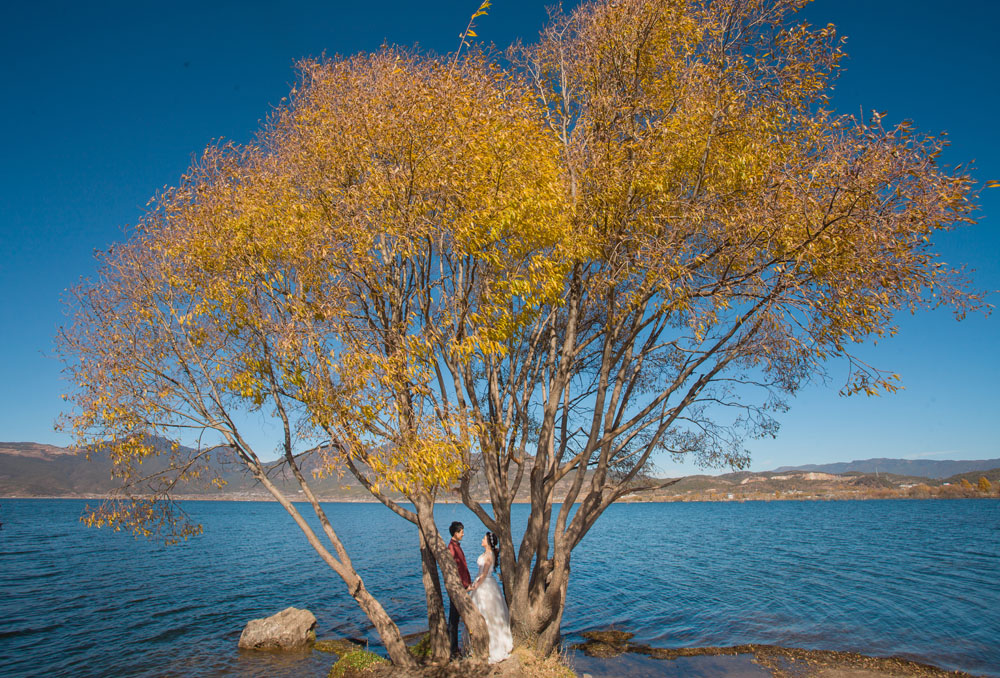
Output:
top-left (448, 598), bottom-right (460, 657)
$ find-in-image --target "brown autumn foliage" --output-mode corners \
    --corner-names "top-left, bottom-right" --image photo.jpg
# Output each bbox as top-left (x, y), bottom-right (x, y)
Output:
top-left (58, 0), bottom-right (986, 664)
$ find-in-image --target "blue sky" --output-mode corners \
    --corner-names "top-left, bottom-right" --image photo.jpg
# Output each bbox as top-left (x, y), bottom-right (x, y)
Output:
top-left (1, 0), bottom-right (996, 474)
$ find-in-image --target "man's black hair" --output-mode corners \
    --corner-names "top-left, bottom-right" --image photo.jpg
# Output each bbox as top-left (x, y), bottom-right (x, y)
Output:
top-left (449, 521), bottom-right (464, 537)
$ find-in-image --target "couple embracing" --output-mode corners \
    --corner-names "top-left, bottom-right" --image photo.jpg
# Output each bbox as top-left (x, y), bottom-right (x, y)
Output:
top-left (446, 521), bottom-right (513, 663)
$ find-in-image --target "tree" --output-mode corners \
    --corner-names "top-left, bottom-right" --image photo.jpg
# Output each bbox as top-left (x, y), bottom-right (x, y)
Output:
top-left (59, 0), bottom-right (986, 665)
top-left (59, 49), bottom-right (568, 665)
top-left (977, 477), bottom-right (991, 494)
top-left (453, 0), bottom-right (985, 651)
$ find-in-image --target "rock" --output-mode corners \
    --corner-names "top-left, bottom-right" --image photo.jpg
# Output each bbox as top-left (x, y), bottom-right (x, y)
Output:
top-left (580, 629), bottom-right (634, 644)
top-left (574, 629), bottom-right (635, 658)
top-left (238, 606), bottom-right (317, 650)
top-left (574, 640), bottom-right (626, 658)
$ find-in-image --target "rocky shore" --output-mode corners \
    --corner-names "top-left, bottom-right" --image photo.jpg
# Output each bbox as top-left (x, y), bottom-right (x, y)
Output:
top-left (374, 643), bottom-right (984, 678)
top-left (568, 630), bottom-right (982, 678)
top-left (235, 608), bottom-right (984, 678)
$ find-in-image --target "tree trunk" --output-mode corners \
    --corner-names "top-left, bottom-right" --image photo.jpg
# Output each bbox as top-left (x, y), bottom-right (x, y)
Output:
top-left (508, 560), bottom-right (570, 655)
top-left (252, 467), bottom-right (417, 667)
top-left (412, 497), bottom-right (490, 660)
top-left (532, 570), bottom-right (569, 655)
top-left (349, 575), bottom-right (418, 666)
top-left (418, 528), bottom-right (451, 662)
top-left (503, 521), bottom-right (574, 656)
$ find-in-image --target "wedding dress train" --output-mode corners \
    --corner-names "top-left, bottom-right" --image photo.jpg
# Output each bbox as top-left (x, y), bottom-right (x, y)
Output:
top-left (469, 553), bottom-right (513, 663)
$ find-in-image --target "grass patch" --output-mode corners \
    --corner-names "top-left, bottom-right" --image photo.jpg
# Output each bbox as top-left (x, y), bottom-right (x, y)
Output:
top-left (314, 638), bottom-right (362, 656)
top-left (407, 633), bottom-right (433, 660)
top-left (328, 649), bottom-right (389, 678)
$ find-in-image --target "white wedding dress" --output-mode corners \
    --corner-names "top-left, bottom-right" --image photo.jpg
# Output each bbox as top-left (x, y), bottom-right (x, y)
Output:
top-left (469, 553), bottom-right (513, 663)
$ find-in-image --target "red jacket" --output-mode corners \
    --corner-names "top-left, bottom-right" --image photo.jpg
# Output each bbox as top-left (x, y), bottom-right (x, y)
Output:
top-left (448, 539), bottom-right (472, 588)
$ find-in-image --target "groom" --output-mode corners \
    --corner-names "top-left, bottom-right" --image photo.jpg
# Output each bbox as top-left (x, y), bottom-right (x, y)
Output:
top-left (446, 520), bottom-right (472, 658)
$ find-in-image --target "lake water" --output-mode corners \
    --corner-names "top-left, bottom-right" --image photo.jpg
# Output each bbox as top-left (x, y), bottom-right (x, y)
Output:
top-left (1, 499), bottom-right (998, 677)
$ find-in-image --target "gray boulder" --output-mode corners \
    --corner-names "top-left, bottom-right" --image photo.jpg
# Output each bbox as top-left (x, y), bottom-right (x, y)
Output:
top-left (238, 606), bottom-right (317, 650)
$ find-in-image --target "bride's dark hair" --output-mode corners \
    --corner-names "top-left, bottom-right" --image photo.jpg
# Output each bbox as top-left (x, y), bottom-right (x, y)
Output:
top-left (486, 532), bottom-right (500, 571)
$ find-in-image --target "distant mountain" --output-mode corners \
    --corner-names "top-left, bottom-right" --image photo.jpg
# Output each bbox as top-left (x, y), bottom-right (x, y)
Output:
top-left (0, 440), bottom-right (528, 501)
top-left (4, 441), bottom-right (999, 499)
top-left (0, 441), bottom-right (557, 501)
top-left (0, 442), bottom-right (118, 496)
top-left (0, 440), bottom-right (371, 500)
top-left (773, 457), bottom-right (1000, 479)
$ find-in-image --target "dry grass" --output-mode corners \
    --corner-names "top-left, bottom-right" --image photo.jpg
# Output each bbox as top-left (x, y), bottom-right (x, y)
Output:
top-left (361, 643), bottom-right (577, 678)
top-left (504, 646), bottom-right (577, 678)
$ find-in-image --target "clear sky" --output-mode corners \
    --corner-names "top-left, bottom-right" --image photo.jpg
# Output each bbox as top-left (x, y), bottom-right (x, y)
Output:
top-left (1, 0), bottom-right (996, 474)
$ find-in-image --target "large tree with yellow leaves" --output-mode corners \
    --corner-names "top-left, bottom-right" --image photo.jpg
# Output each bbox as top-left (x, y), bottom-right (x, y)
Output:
top-left (58, 49), bottom-right (565, 664)
top-left (457, 0), bottom-right (985, 651)
top-left (59, 0), bottom-right (985, 664)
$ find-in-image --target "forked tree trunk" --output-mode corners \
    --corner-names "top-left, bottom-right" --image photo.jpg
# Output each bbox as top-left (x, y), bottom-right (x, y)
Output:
top-left (418, 529), bottom-right (451, 662)
top-left (508, 548), bottom-right (572, 655)
top-left (532, 563), bottom-right (570, 655)
top-left (412, 496), bottom-right (490, 660)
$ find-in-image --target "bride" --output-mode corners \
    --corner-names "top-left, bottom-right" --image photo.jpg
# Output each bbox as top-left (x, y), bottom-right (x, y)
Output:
top-left (468, 532), bottom-right (513, 663)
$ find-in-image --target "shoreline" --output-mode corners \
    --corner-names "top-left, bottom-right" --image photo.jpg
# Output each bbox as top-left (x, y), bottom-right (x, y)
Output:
top-left (335, 638), bottom-right (988, 678)
top-left (565, 643), bottom-right (986, 678)
top-left (3, 494), bottom-right (997, 503)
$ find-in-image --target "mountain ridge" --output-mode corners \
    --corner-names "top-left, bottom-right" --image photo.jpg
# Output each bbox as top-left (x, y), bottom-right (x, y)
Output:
top-left (2, 441), bottom-right (999, 498)
top-left (771, 457), bottom-right (1000, 479)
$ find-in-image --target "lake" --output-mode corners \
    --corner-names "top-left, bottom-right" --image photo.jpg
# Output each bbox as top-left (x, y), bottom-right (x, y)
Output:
top-left (1, 499), bottom-right (997, 677)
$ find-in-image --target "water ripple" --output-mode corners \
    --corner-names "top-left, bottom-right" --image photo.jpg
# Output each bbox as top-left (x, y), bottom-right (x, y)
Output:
top-left (1, 499), bottom-right (998, 677)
